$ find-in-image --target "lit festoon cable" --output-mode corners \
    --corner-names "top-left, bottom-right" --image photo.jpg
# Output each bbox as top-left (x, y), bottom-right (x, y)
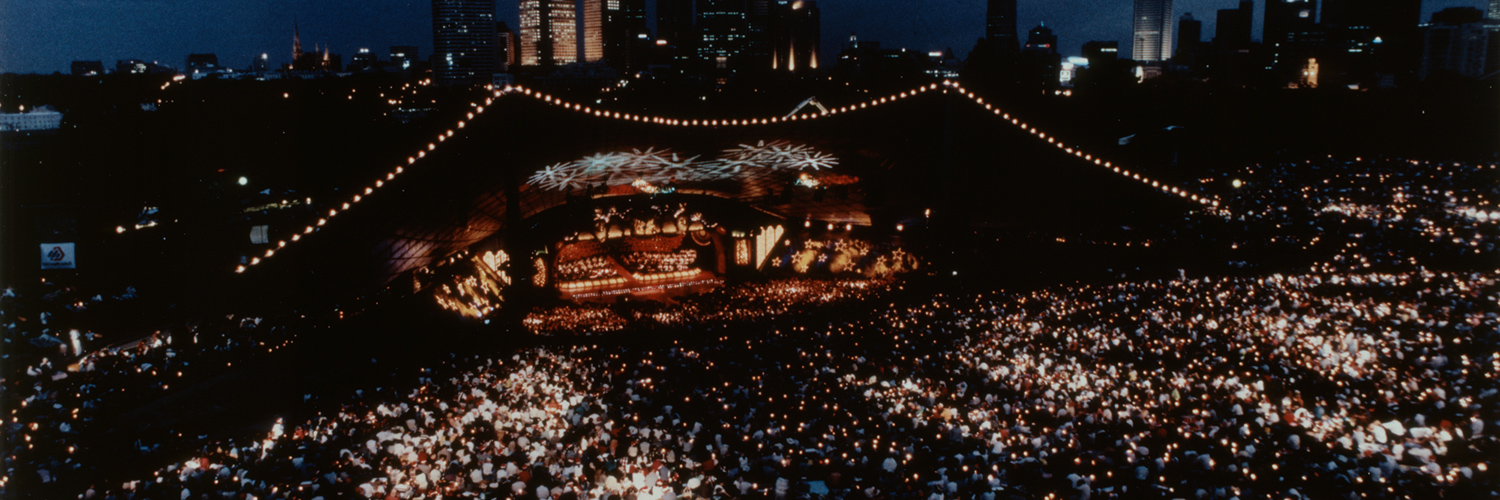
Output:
top-left (239, 82), bottom-right (1217, 273)
top-left (236, 90), bottom-right (487, 273)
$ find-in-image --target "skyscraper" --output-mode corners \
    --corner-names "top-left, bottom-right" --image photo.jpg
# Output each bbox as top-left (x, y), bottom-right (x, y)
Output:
top-left (433, 0), bottom-right (499, 84)
top-left (497, 22), bottom-right (517, 70)
top-left (1264, 0), bottom-right (1319, 80)
top-left (1018, 24), bottom-right (1061, 89)
top-left (746, 0), bottom-right (774, 68)
top-left (1215, 1), bottom-right (1253, 50)
top-left (986, 0), bottom-right (1018, 52)
top-left (582, 0), bottom-right (605, 63)
top-left (1420, 7), bottom-right (1490, 79)
top-left (588, 0), bottom-right (651, 71)
top-left (1132, 0), bottom-right (1174, 62)
top-left (1264, 0), bottom-right (1317, 48)
top-left (1321, 0), bottom-right (1423, 86)
top-left (698, 0), bottom-right (750, 70)
top-left (519, 0), bottom-right (577, 66)
top-left (1209, 1), bottom-right (1256, 84)
top-left (1176, 13), bottom-right (1202, 64)
top-left (658, 0), bottom-right (697, 54)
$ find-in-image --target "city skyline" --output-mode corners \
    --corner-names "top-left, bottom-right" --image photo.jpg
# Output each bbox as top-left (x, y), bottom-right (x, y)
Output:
top-left (0, 0), bottom-right (1489, 75)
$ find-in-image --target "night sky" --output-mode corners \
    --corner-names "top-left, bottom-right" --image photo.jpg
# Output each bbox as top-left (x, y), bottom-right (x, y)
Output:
top-left (0, 0), bottom-right (1487, 75)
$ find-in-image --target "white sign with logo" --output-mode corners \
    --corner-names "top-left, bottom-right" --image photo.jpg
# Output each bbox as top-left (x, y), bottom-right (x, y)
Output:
top-left (40, 243), bottom-right (76, 270)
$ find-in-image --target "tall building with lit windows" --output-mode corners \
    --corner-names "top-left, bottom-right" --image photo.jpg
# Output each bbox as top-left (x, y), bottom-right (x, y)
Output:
top-left (1264, 0), bottom-right (1320, 84)
top-left (746, 0), bottom-right (774, 68)
top-left (582, 0), bottom-right (650, 71)
top-left (432, 0), bottom-right (499, 85)
top-left (582, 0), bottom-right (606, 62)
top-left (497, 22), bottom-right (517, 70)
top-left (657, 0), bottom-right (697, 66)
top-left (1132, 0), bottom-right (1174, 62)
top-left (698, 0), bottom-right (751, 70)
top-left (520, 0), bottom-right (577, 66)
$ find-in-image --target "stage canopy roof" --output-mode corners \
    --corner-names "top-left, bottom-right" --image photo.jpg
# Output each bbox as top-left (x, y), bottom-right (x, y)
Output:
top-left (235, 82), bottom-right (1218, 298)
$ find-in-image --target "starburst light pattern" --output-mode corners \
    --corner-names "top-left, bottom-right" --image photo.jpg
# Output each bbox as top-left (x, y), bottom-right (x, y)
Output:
top-left (525, 141), bottom-right (840, 191)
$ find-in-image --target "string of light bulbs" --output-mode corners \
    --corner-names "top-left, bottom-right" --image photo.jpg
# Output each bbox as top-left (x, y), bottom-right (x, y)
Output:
top-left (235, 81), bottom-right (1221, 274)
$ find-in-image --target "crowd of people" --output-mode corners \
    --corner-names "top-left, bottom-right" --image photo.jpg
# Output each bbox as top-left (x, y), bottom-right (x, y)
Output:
top-left (54, 266), bottom-right (1499, 500)
top-left (2, 156), bottom-right (1495, 500)
top-left (523, 279), bottom-right (893, 336)
top-left (862, 270), bottom-right (1497, 499)
top-left (522, 305), bottom-right (630, 336)
top-left (1213, 157), bottom-right (1495, 273)
top-left (2, 282), bottom-right (305, 497)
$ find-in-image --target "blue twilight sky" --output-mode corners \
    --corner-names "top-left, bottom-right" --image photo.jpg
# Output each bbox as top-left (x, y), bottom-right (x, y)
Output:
top-left (0, 0), bottom-right (1488, 74)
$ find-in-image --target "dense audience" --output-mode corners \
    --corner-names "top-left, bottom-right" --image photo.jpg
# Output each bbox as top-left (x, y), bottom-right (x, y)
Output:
top-left (525, 279), bottom-right (892, 336)
top-left (1, 284), bottom-right (302, 497)
top-left (50, 268), bottom-right (1499, 500)
top-left (1214, 157), bottom-right (1495, 272)
top-left (1, 156), bottom-right (1495, 500)
top-left (522, 304), bottom-right (629, 335)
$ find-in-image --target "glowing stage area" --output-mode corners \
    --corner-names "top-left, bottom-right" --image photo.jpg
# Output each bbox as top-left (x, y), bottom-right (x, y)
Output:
top-left (550, 203), bottom-right (728, 301)
top-left (417, 135), bottom-right (881, 310)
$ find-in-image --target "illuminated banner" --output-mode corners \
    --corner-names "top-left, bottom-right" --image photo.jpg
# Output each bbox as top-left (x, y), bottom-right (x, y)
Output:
top-left (39, 243), bottom-right (76, 270)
